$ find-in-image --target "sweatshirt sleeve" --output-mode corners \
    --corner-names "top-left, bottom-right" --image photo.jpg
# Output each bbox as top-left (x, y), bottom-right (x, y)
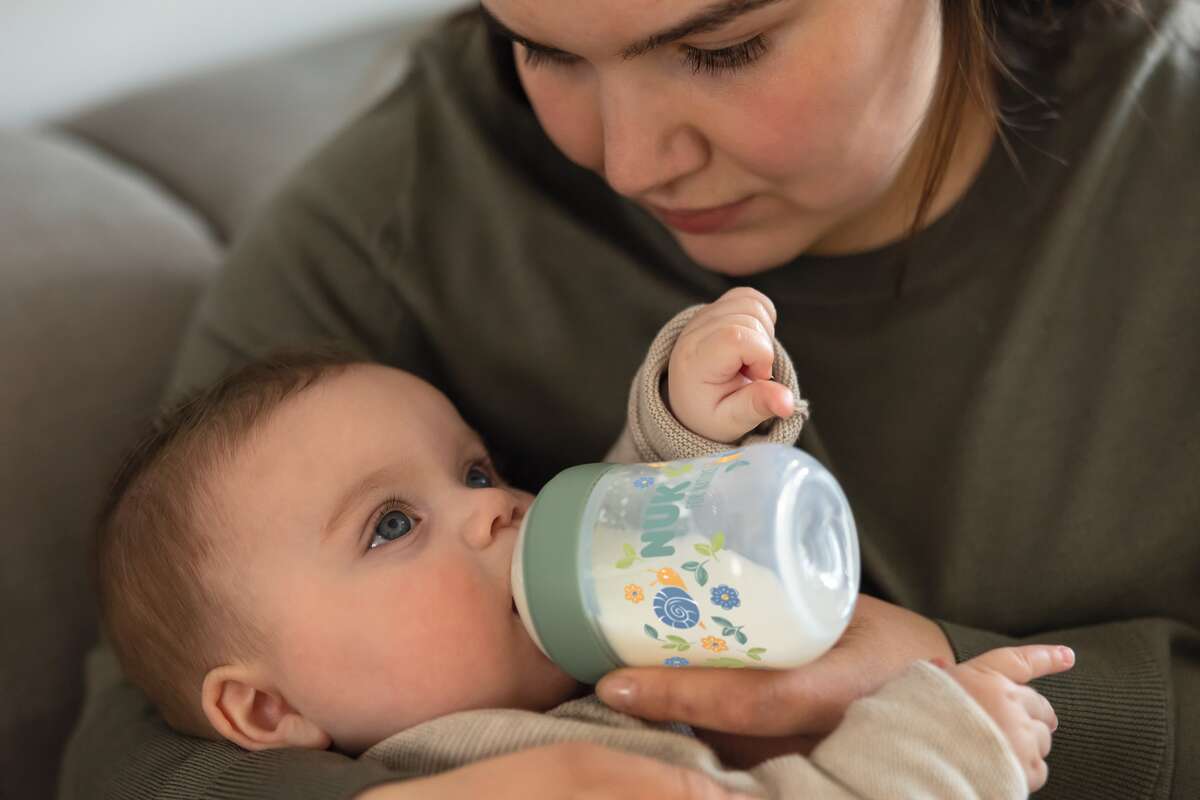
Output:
top-left (605, 305), bottom-right (809, 464)
top-left (750, 661), bottom-right (1026, 800)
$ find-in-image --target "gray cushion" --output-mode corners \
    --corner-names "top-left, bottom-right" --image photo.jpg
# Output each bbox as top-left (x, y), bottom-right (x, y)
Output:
top-left (61, 19), bottom-right (428, 244)
top-left (0, 130), bottom-right (219, 800)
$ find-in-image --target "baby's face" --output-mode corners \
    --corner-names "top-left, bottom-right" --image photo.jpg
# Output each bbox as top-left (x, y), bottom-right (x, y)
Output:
top-left (214, 365), bottom-right (579, 752)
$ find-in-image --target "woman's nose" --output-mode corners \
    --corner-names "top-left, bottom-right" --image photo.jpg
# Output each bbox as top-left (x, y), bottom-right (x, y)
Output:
top-left (599, 75), bottom-right (707, 198)
top-left (462, 488), bottom-right (525, 551)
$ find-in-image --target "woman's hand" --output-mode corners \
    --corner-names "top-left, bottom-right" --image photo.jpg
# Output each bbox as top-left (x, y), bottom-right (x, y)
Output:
top-left (667, 287), bottom-right (795, 443)
top-left (356, 742), bottom-right (755, 800)
top-left (596, 594), bottom-right (955, 766)
top-left (941, 644), bottom-right (1074, 793)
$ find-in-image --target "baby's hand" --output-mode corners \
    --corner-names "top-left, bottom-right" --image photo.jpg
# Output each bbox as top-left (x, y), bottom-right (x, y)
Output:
top-left (939, 644), bottom-right (1075, 794)
top-left (667, 287), bottom-right (795, 443)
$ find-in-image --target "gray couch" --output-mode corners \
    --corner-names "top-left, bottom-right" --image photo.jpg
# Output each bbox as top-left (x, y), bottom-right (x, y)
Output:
top-left (0, 16), bottom-right (435, 798)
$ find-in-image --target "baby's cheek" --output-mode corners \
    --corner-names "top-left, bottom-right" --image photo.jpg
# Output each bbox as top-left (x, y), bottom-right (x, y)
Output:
top-left (274, 571), bottom-right (506, 746)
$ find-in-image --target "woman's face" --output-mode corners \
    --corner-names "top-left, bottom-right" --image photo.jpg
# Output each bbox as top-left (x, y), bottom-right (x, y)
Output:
top-left (483, 0), bottom-right (945, 275)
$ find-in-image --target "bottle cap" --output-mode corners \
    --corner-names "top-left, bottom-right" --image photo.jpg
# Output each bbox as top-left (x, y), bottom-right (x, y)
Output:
top-left (512, 462), bottom-right (621, 684)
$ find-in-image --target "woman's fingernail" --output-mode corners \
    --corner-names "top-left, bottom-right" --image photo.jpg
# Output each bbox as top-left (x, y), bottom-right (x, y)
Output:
top-left (598, 677), bottom-right (636, 709)
top-left (929, 657), bottom-right (951, 670)
top-left (1058, 647), bottom-right (1075, 667)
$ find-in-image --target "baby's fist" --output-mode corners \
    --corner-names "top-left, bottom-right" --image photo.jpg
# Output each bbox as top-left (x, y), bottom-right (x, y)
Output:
top-left (667, 287), bottom-right (795, 443)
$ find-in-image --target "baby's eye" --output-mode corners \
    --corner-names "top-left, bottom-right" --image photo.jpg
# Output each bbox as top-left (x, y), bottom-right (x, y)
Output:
top-left (466, 463), bottom-right (494, 489)
top-left (369, 509), bottom-right (413, 550)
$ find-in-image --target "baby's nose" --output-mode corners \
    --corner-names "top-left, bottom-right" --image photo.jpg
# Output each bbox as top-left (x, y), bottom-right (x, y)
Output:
top-left (464, 489), bottom-right (521, 550)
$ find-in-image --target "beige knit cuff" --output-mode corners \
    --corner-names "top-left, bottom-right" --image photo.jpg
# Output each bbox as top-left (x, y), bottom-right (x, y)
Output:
top-left (624, 305), bottom-right (809, 463)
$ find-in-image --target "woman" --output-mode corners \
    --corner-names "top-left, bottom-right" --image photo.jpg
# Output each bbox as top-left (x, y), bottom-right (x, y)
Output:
top-left (62, 0), bottom-right (1198, 797)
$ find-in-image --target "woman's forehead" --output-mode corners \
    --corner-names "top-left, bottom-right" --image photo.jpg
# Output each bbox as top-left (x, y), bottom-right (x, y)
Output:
top-left (483, 0), bottom-right (791, 55)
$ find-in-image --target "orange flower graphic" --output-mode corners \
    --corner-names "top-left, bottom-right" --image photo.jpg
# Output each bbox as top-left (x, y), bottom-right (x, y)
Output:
top-left (624, 584), bottom-right (645, 603)
top-left (701, 636), bottom-right (728, 653)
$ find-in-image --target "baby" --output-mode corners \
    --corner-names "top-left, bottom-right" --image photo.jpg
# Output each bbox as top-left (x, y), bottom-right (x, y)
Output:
top-left (96, 288), bottom-right (1068, 797)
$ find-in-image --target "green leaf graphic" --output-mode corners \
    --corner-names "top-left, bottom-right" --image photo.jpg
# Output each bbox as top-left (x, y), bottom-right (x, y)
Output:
top-left (682, 561), bottom-right (700, 571)
top-left (747, 648), bottom-right (767, 658)
top-left (623, 543), bottom-right (636, 557)
top-left (711, 532), bottom-right (725, 552)
top-left (735, 631), bottom-right (748, 645)
top-left (694, 544), bottom-right (712, 556)
top-left (644, 625), bottom-right (659, 639)
top-left (666, 635), bottom-right (688, 645)
top-left (712, 616), bottom-right (734, 628)
top-left (696, 566), bottom-right (709, 586)
top-left (722, 628), bottom-right (736, 636)
top-left (616, 556), bottom-right (635, 569)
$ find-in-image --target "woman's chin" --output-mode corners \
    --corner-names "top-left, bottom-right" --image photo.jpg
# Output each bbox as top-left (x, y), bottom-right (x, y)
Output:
top-left (673, 227), bottom-right (806, 277)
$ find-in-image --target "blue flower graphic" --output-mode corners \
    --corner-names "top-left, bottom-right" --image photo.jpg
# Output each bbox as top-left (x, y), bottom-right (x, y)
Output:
top-left (633, 476), bottom-right (655, 489)
top-left (663, 657), bottom-right (689, 667)
top-left (710, 585), bottom-right (741, 610)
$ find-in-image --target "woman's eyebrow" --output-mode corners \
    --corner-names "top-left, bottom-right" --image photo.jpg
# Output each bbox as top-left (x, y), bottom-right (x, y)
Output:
top-left (479, 0), bottom-right (786, 60)
top-left (622, 0), bottom-right (786, 58)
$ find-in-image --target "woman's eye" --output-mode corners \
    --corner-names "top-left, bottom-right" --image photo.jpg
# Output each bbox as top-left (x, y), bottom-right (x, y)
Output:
top-left (521, 46), bottom-right (580, 70)
top-left (369, 509), bottom-right (413, 550)
top-left (682, 34), bottom-right (769, 76)
top-left (466, 464), bottom-right (495, 489)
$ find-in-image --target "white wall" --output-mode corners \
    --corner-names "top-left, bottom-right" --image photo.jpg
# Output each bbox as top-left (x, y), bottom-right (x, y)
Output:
top-left (0, 0), bottom-right (465, 126)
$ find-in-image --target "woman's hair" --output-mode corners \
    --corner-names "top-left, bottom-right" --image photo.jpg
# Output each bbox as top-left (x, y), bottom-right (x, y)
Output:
top-left (911, 1), bottom-right (1146, 241)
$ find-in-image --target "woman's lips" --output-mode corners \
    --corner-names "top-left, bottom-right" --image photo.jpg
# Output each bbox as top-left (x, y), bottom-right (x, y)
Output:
top-left (649, 196), bottom-right (753, 235)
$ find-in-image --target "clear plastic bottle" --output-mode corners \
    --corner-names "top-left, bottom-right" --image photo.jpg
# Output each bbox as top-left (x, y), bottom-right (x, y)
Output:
top-left (512, 443), bottom-right (859, 683)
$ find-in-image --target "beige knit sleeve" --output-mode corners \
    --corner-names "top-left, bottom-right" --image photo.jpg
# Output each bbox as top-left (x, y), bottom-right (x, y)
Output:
top-left (362, 664), bottom-right (1026, 800)
top-left (605, 305), bottom-right (809, 464)
top-left (753, 661), bottom-right (1027, 800)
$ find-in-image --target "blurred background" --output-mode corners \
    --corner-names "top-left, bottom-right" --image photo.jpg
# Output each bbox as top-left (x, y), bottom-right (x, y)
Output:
top-left (0, 0), bottom-right (465, 126)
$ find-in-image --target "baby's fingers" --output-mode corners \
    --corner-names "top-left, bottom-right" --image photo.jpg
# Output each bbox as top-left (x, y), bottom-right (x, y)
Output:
top-left (693, 287), bottom-right (778, 336)
top-left (966, 644), bottom-right (1076, 685)
top-left (691, 319), bottom-right (776, 384)
top-left (714, 380), bottom-right (794, 437)
top-left (1019, 685), bottom-right (1059, 733)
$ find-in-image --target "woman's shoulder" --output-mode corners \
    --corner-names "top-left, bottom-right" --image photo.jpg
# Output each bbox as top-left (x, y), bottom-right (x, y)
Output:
top-left (1032, 0), bottom-right (1200, 177)
top-left (1059, 0), bottom-right (1199, 100)
top-left (272, 9), bottom-right (586, 244)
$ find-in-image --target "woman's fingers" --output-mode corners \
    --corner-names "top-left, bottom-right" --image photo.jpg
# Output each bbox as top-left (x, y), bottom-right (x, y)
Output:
top-left (964, 645), bottom-right (1075, 685)
top-left (597, 663), bottom-right (833, 736)
top-left (597, 595), bottom-right (956, 738)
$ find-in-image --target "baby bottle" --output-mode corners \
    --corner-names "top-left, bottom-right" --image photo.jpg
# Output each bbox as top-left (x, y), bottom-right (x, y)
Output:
top-left (511, 443), bottom-right (859, 684)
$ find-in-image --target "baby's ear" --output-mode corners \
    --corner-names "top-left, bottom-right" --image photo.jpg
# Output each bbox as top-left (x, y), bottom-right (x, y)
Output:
top-left (201, 664), bottom-right (331, 751)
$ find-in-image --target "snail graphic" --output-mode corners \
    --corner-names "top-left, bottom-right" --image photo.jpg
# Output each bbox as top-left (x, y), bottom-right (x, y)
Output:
top-left (653, 587), bottom-right (701, 629)
top-left (647, 566), bottom-right (706, 629)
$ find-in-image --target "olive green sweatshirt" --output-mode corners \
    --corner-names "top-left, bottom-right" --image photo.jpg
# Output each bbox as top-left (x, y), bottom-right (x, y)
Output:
top-left (60, 2), bottom-right (1199, 799)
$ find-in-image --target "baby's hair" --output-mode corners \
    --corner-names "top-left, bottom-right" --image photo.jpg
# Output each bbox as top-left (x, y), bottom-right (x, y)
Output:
top-left (93, 345), bottom-right (364, 736)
